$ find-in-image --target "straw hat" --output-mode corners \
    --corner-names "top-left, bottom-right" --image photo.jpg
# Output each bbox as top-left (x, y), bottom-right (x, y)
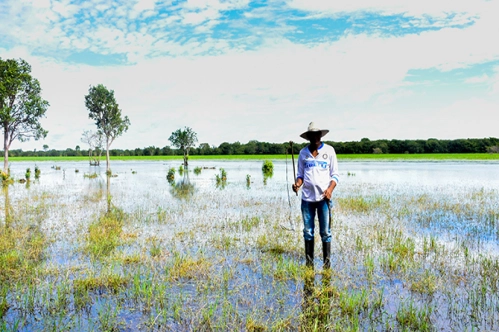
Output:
top-left (300, 122), bottom-right (329, 139)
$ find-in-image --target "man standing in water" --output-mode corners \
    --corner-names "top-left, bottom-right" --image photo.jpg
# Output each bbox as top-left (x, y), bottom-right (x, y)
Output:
top-left (292, 122), bottom-right (339, 269)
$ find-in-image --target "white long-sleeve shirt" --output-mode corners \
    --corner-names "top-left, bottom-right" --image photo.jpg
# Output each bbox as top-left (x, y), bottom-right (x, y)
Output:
top-left (296, 142), bottom-right (339, 202)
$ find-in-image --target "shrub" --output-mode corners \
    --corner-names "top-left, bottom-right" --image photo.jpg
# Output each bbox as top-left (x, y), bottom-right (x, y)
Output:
top-left (167, 168), bottom-right (175, 181)
top-left (262, 160), bottom-right (273, 175)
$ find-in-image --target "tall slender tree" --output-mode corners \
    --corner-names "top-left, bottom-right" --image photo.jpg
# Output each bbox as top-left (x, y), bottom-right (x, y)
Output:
top-left (0, 58), bottom-right (49, 172)
top-left (84, 84), bottom-right (130, 173)
top-left (169, 127), bottom-right (198, 166)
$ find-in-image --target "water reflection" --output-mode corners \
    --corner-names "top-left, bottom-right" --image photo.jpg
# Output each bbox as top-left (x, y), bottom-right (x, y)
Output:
top-left (263, 174), bottom-right (271, 186)
top-left (215, 168), bottom-right (227, 189)
top-left (3, 186), bottom-right (12, 226)
top-left (106, 174), bottom-right (111, 213)
top-left (170, 168), bottom-right (196, 199)
top-left (301, 272), bottom-right (332, 329)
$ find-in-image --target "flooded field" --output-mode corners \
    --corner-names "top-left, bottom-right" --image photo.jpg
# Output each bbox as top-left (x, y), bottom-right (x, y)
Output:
top-left (1, 159), bottom-right (499, 331)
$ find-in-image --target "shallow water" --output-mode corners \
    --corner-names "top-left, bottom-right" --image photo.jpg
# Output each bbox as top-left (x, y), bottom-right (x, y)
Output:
top-left (2, 159), bottom-right (499, 331)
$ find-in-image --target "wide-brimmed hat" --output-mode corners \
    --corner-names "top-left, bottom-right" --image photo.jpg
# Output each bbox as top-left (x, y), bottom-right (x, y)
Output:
top-left (300, 122), bottom-right (329, 139)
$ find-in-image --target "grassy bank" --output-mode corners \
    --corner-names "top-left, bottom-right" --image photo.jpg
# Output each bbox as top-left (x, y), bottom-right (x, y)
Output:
top-left (4, 153), bottom-right (499, 162)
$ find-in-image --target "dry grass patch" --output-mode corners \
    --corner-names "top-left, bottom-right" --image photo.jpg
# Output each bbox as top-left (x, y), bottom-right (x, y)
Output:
top-left (167, 253), bottom-right (212, 281)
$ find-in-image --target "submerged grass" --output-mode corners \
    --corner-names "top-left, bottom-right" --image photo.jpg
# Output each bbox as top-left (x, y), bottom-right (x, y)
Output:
top-left (1, 163), bottom-right (499, 330)
top-left (0, 206), bottom-right (47, 284)
top-left (86, 207), bottom-right (126, 257)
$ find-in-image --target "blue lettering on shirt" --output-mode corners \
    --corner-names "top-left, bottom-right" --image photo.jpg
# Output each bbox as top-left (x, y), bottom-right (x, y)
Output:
top-left (304, 161), bottom-right (328, 169)
top-left (305, 161), bottom-right (316, 168)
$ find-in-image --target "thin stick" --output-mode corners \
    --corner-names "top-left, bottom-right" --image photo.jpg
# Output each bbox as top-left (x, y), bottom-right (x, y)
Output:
top-left (284, 145), bottom-right (295, 231)
top-left (290, 141), bottom-right (297, 196)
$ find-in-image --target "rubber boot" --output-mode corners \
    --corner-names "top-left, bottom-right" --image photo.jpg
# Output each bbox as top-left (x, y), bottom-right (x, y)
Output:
top-left (322, 242), bottom-right (331, 269)
top-left (305, 240), bottom-right (314, 267)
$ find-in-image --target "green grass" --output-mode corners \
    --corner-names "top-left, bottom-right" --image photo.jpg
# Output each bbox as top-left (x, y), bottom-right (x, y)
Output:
top-left (337, 153), bottom-right (499, 161)
top-left (5, 153), bottom-right (499, 162)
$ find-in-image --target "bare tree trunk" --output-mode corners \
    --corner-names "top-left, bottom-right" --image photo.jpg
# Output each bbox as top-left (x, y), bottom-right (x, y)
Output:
top-left (88, 148), bottom-right (93, 165)
top-left (3, 129), bottom-right (9, 173)
top-left (106, 138), bottom-right (110, 173)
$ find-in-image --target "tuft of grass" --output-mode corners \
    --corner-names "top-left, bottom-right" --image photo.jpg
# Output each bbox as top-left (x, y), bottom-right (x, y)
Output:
top-left (410, 270), bottom-right (438, 295)
top-left (396, 300), bottom-right (433, 331)
top-left (256, 234), bottom-right (287, 255)
top-left (74, 274), bottom-right (128, 295)
top-left (241, 216), bottom-right (261, 232)
top-left (1, 171), bottom-right (14, 186)
top-left (274, 257), bottom-right (301, 281)
top-left (86, 208), bottom-right (125, 257)
top-left (149, 238), bottom-right (163, 258)
top-left (337, 195), bottom-right (390, 214)
top-left (338, 288), bottom-right (369, 316)
top-left (167, 253), bottom-right (212, 281)
top-left (215, 168), bottom-right (227, 187)
top-left (0, 284), bottom-right (9, 317)
top-left (0, 223), bottom-right (46, 283)
top-left (167, 167), bottom-right (175, 181)
top-left (246, 317), bottom-right (267, 332)
top-left (97, 302), bottom-right (122, 331)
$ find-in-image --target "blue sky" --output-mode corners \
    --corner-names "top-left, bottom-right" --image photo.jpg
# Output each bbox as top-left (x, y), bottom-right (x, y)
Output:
top-left (1, 0), bottom-right (498, 150)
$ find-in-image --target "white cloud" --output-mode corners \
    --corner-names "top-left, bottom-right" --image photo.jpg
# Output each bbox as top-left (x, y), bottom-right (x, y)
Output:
top-left (182, 8), bottom-right (220, 25)
top-left (184, 0), bottom-right (250, 11)
top-left (465, 74), bottom-right (489, 84)
top-left (130, 0), bottom-right (157, 19)
top-left (286, 0), bottom-right (491, 19)
top-left (2, 0), bottom-right (499, 151)
top-left (491, 67), bottom-right (499, 94)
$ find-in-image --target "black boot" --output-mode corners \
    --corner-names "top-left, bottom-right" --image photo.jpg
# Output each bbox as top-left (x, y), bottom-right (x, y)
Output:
top-left (305, 240), bottom-right (314, 267)
top-left (322, 242), bottom-right (331, 269)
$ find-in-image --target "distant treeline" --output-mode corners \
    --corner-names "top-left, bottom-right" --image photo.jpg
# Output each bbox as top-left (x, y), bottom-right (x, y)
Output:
top-left (4, 137), bottom-right (499, 157)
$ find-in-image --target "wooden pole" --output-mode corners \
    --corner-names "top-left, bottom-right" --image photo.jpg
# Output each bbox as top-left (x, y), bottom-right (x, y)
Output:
top-left (290, 141), bottom-right (297, 196)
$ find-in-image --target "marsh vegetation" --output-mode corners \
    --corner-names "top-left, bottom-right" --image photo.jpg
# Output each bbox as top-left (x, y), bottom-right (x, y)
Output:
top-left (0, 160), bottom-right (498, 331)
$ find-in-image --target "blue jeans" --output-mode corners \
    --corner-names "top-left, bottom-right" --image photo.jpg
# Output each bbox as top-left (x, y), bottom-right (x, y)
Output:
top-left (301, 199), bottom-right (332, 242)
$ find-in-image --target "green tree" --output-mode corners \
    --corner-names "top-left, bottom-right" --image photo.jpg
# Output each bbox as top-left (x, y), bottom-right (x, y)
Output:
top-left (0, 58), bottom-right (49, 171)
top-left (84, 84), bottom-right (130, 173)
top-left (198, 143), bottom-right (211, 155)
top-left (169, 127), bottom-right (198, 166)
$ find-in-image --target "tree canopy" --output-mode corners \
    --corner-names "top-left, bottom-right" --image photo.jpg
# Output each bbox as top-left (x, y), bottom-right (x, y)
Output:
top-left (169, 127), bottom-right (198, 166)
top-left (0, 58), bottom-right (49, 171)
top-left (84, 84), bottom-right (130, 172)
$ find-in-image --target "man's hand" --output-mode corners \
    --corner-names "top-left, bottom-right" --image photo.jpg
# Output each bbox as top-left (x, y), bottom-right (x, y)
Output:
top-left (323, 188), bottom-right (333, 200)
top-left (323, 181), bottom-right (336, 201)
top-left (292, 179), bottom-right (303, 193)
